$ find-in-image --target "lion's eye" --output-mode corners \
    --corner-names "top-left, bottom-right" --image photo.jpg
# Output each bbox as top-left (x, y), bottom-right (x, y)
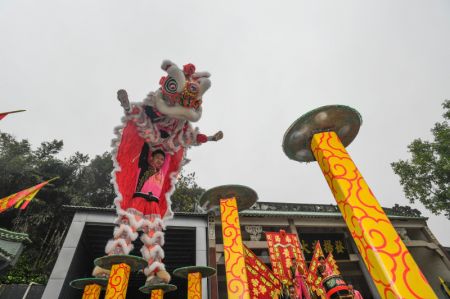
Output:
top-left (163, 77), bottom-right (177, 94)
top-left (189, 85), bottom-right (197, 92)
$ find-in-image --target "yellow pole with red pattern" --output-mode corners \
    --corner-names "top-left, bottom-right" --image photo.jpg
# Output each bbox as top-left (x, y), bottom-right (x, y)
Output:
top-left (105, 263), bottom-right (131, 299)
top-left (311, 131), bottom-right (436, 298)
top-left (283, 106), bottom-right (437, 299)
top-left (220, 197), bottom-right (251, 299)
top-left (150, 289), bottom-right (163, 299)
top-left (81, 284), bottom-right (102, 299)
top-left (187, 272), bottom-right (202, 299)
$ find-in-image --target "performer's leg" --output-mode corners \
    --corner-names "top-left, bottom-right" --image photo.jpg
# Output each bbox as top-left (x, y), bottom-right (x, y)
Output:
top-left (106, 210), bottom-right (140, 253)
top-left (141, 213), bottom-right (170, 284)
top-left (94, 213), bottom-right (139, 277)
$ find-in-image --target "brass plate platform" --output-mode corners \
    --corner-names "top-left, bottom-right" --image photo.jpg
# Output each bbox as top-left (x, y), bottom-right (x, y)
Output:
top-left (199, 185), bottom-right (258, 212)
top-left (283, 105), bottom-right (362, 162)
top-left (173, 266), bottom-right (216, 279)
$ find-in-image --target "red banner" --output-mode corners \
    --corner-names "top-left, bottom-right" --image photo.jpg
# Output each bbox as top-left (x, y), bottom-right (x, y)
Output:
top-left (306, 241), bottom-right (326, 297)
top-left (326, 252), bottom-right (340, 275)
top-left (0, 178), bottom-right (57, 213)
top-left (244, 245), bottom-right (281, 299)
top-left (265, 230), bottom-right (306, 284)
top-left (0, 110), bottom-right (25, 121)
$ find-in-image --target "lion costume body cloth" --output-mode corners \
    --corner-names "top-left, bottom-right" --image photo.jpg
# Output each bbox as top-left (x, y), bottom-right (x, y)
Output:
top-left (105, 60), bottom-right (215, 280)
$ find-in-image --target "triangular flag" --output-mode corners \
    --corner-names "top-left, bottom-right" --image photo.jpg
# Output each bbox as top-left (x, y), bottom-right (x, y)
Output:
top-left (0, 110), bottom-right (26, 121)
top-left (0, 178), bottom-right (57, 213)
top-left (326, 252), bottom-right (340, 275)
top-left (307, 241), bottom-right (326, 297)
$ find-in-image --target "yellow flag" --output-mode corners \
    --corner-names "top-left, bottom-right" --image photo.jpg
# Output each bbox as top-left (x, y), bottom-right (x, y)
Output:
top-left (0, 178), bottom-right (57, 213)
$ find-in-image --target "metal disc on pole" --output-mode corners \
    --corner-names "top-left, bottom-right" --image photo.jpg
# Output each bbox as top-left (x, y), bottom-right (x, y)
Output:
top-left (199, 184), bottom-right (258, 213)
top-left (94, 254), bottom-right (147, 272)
top-left (282, 105), bottom-right (362, 162)
top-left (173, 266), bottom-right (217, 279)
top-left (69, 277), bottom-right (108, 290)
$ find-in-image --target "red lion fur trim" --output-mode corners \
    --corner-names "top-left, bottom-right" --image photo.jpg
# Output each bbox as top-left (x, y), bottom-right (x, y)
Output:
top-left (114, 208), bottom-right (145, 229)
top-left (140, 231), bottom-right (165, 247)
top-left (141, 217), bottom-right (165, 231)
top-left (105, 239), bottom-right (134, 255)
top-left (113, 224), bottom-right (138, 241)
top-left (144, 262), bottom-right (166, 276)
top-left (140, 245), bottom-right (165, 260)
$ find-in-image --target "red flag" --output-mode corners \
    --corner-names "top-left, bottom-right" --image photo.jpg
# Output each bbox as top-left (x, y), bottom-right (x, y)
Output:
top-left (265, 230), bottom-right (306, 284)
top-left (0, 178), bottom-right (57, 213)
top-left (326, 252), bottom-right (340, 275)
top-left (306, 241), bottom-right (326, 297)
top-left (0, 110), bottom-right (26, 120)
top-left (244, 245), bottom-right (281, 299)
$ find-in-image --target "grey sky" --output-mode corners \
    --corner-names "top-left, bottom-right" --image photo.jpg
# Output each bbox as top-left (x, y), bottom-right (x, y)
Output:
top-left (1, 0), bottom-right (449, 245)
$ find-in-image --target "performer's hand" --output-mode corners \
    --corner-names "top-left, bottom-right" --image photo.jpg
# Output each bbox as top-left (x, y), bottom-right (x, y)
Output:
top-left (211, 131), bottom-right (223, 141)
top-left (117, 89), bottom-right (130, 112)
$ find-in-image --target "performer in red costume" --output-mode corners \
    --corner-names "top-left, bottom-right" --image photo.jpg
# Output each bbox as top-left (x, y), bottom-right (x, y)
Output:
top-left (317, 256), bottom-right (334, 278)
top-left (348, 284), bottom-right (364, 299)
top-left (290, 258), bottom-right (311, 299)
top-left (94, 60), bottom-right (222, 285)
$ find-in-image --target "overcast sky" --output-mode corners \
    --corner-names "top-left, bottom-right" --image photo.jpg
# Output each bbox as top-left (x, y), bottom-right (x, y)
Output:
top-left (1, 0), bottom-right (449, 245)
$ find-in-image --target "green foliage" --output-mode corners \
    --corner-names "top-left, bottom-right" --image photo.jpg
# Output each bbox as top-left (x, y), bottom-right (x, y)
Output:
top-left (390, 204), bottom-right (422, 218)
top-left (0, 131), bottom-right (115, 284)
top-left (391, 100), bottom-right (450, 219)
top-left (171, 171), bottom-right (205, 212)
top-left (1, 253), bottom-right (48, 285)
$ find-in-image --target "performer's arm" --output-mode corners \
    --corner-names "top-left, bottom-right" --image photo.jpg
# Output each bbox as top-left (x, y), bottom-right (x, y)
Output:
top-left (117, 89), bottom-right (131, 112)
top-left (138, 143), bottom-right (150, 169)
top-left (196, 131), bottom-right (223, 144)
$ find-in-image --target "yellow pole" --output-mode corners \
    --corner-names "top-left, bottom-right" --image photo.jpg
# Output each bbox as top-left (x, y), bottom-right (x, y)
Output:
top-left (150, 289), bottom-right (163, 299)
top-left (311, 131), bottom-right (436, 299)
top-left (81, 284), bottom-right (101, 299)
top-left (187, 272), bottom-right (202, 299)
top-left (104, 263), bottom-right (131, 299)
top-left (220, 197), bottom-right (251, 299)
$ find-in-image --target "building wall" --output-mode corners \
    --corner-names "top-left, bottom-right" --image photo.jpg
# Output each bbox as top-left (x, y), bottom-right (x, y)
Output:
top-left (212, 213), bottom-right (450, 299)
top-left (42, 210), bottom-right (208, 299)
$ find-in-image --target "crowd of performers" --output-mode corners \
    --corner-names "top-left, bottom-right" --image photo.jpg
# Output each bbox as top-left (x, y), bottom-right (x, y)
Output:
top-left (279, 257), bottom-right (364, 299)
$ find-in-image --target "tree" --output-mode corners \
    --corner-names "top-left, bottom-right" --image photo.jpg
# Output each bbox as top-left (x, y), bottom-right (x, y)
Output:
top-left (171, 171), bottom-right (205, 212)
top-left (391, 100), bottom-right (450, 219)
top-left (0, 131), bottom-right (115, 284)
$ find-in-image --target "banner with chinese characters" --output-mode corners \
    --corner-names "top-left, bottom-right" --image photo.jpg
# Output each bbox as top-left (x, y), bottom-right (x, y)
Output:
top-left (298, 233), bottom-right (349, 260)
top-left (326, 252), bottom-right (340, 275)
top-left (265, 230), bottom-right (306, 284)
top-left (244, 245), bottom-right (281, 299)
top-left (306, 241), bottom-right (326, 297)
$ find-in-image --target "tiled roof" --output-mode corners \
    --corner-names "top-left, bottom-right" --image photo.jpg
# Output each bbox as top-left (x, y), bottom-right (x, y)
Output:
top-left (62, 201), bottom-right (426, 220)
top-left (62, 205), bottom-right (207, 217)
top-left (0, 228), bottom-right (32, 243)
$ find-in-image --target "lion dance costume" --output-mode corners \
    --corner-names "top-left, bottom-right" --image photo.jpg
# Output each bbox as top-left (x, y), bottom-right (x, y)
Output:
top-left (96, 60), bottom-right (222, 285)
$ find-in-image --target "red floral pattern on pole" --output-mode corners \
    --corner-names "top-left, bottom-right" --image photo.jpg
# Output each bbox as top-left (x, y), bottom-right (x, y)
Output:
top-left (82, 284), bottom-right (101, 299)
top-left (220, 197), bottom-right (250, 299)
top-left (105, 263), bottom-right (131, 299)
top-left (311, 131), bottom-right (436, 298)
top-left (187, 272), bottom-right (202, 299)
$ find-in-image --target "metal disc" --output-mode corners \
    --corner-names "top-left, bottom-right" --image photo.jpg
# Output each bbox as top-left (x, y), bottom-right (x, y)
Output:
top-left (173, 266), bottom-right (217, 279)
top-left (94, 255), bottom-right (147, 272)
top-left (282, 105), bottom-right (362, 162)
top-left (69, 277), bottom-right (108, 290)
top-left (199, 185), bottom-right (258, 212)
top-left (139, 283), bottom-right (177, 294)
